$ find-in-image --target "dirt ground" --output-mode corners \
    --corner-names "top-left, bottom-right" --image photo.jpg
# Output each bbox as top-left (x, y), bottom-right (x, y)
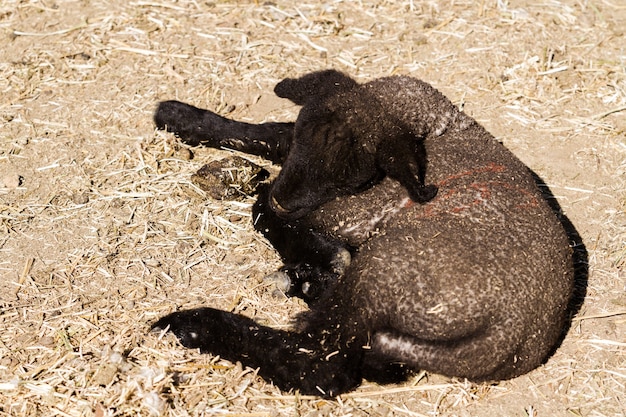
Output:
top-left (1, 0), bottom-right (625, 416)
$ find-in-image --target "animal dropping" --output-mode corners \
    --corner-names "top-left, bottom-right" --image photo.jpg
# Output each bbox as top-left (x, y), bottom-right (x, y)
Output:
top-left (152, 70), bottom-right (576, 398)
top-left (190, 156), bottom-right (269, 200)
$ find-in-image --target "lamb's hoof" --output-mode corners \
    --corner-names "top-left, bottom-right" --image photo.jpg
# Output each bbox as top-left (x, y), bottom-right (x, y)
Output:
top-left (301, 281), bottom-right (313, 297)
top-left (151, 309), bottom-right (205, 349)
top-left (154, 100), bottom-right (203, 145)
top-left (416, 184), bottom-right (438, 203)
top-left (330, 248), bottom-right (351, 275)
top-left (263, 271), bottom-right (291, 297)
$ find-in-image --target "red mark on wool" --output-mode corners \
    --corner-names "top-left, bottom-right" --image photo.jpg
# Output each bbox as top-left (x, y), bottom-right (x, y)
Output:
top-left (404, 163), bottom-right (541, 219)
top-left (437, 162), bottom-right (507, 188)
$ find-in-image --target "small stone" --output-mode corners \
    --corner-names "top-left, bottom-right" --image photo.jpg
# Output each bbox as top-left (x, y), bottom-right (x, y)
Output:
top-left (92, 362), bottom-right (118, 386)
top-left (2, 173), bottom-right (22, 189)
top-left (144, 258), bottom-right (161, 268)
top-left (39, 336), bottom-right (56, 347)
top-left (174, 147), bottom-right (193, 161)
top-left (264, 271), bottom-right (291, 293)
top-left (72, 192), bottom-right (90, 204)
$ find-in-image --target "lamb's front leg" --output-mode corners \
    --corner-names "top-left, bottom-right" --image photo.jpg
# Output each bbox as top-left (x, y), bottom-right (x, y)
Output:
top-left (253, 185), bottom-right (351, 303)
top-left (377, 137), bottom-right (438, 204)
top-left (154, 100), bottom-right (294, 164)
top-left (151, 307), bottom-right (364, 397)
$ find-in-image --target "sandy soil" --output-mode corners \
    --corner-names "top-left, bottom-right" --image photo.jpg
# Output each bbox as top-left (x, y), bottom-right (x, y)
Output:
top-left (0, 0), bottom-right (624, 416)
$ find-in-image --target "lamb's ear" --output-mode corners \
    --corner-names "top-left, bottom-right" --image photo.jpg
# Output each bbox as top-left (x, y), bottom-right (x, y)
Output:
top-left (274, 70), bottom-right (358, 105)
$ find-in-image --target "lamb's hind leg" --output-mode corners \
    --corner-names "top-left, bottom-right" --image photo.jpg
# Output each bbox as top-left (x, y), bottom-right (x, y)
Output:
top-left (370, 326), bottom-right (526, 382)
top-left (152, 305), bottom-right (365, 397)
top-left (154, 100), bottom-right (294, 164)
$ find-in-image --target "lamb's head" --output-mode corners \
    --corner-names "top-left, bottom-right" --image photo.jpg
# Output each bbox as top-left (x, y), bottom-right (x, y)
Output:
top-left (269, 102), bottom-right (381, 220)
top-left (274, 69), bottom-right (358, 105)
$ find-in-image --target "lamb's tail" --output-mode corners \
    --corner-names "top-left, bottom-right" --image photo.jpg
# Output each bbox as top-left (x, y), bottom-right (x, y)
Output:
top-left (151, 307), bottom-right (363, 397)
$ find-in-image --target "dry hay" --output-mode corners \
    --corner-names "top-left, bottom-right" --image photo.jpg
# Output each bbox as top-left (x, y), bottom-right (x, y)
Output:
top-left (0, 0), bottom-right (625, 416)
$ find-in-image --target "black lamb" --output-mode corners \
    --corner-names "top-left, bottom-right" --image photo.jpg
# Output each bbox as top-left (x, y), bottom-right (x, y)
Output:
top-left (151, 70), bottom-right (575, 398)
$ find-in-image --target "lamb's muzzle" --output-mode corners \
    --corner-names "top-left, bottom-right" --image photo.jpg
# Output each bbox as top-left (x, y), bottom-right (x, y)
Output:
top-left (269, 194), bottom-right (291, 216)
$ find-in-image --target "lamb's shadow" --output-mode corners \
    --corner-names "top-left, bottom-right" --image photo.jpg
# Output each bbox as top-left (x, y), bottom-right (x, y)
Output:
top-left (531, 170), bottom-right (588, 351)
